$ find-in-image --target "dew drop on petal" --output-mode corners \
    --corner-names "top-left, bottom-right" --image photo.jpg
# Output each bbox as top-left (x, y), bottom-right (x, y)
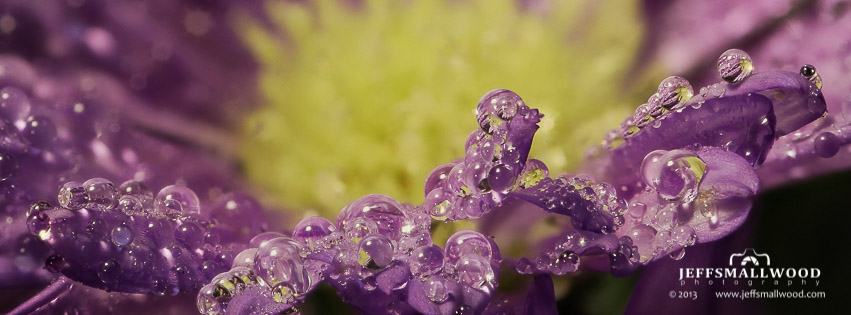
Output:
top-left (624, 224), bottom-right (657, 263)
top-left (83, 178), bottom-right (119, 211)
top-left (813, 132), bottom-right (841, 158)
top-left (717, 49), bottom-right (754, 83)
top-left (358, 234), bottom-right (394, 269)
top-left (111, 225), bottom-right (133, 247)
top-left (425, 276), bottom-right (449, 303)
top-left (409, 245), bottom-right (444, 277)
top-left (119, 180), bottom-right (154, 206)
top-left (197, 284), bottom-right (224, 314)
top-left (655, 76), bottom-right (693, 109)
top-left (155, 185), bottom-right (201, 217)
top-left (445, 230), bottom-right (493, 265)
top-left (59, 181), bottom-right (89, 210)
top-left (455, 253), bottom-right (495, 288)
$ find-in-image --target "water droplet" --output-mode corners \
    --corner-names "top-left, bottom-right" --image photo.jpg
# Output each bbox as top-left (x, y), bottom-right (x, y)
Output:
top-left (58, 182), bottom-right (89, 210)
top-left (669, 247), bottom-right (686, 260)
top-left (175, 222), bottom-right (204, 249)
top-left (22, 115), bottom-right (57, 148)
top-left (624, 224), bottom-right (657, 263)
top-left (628, 202), bottom-right (647, 219)
top-left (44, 254), bottom-right (67, 273)
top-left (254, 237), bottom-right (309, 291)
top-left (425, 276), bottom-right (449, 303)
top-left (696, 189), bottom-right (718, 218)
top-left (550, 250), bottom-right (579, 275)
top-left (455, 305), bottom-right (473, 315)
top-left (119, 180), bottom-right (153, 206)
top-left (111, 225), bottom-right (133, 246)
top-left (672, 225), bottom-right (697, 246)
top-left (487, 163), bottom-right (515, 193)
top-left (293, 216), bottom-right (335, 250)
top-left (155, 185), bottom-right (201, 217)
top-left (800, 64), bottom-right (822, 89)
top-left (98, 259), bottom-right (121, 284)
top-left (197, 284), bottom-right (224, 314)
top-left (272, 282), bottom-right (296, 304)
top-left (117, 195), bottom-right (143, 216)
top-left (424, 163), bottom-right (455, 195)
top-left (445, 230), bottom-right (493, 264)
top-left (83, 178), bottom-right (119, 211)
top-left (358, 234), bottom-right (394, 269)
top-left (232, 248), bottom-right (258, 268)
top-left (26, 209), bottom-right (50, 236)
top-left (655, 76), bottom-right (694, 109)
top-left (456, 254), bottom-right (495, 288)
top-left (813, 132), bottom-right (840, 158)
top-left (0, 86), bottom-right (31, 121)
top-left (641, 150), bottom-right (705, 203)
top-left (651, 205), bottom-right (678, 231)
top-left (409, 245), bottom-right (444, 277)
top-left (717, 49), bottom-right (753, 83)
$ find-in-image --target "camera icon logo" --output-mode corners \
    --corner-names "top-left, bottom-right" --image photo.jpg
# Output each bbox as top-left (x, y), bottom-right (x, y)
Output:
top-left (729, 248), bottom-right (770, 267)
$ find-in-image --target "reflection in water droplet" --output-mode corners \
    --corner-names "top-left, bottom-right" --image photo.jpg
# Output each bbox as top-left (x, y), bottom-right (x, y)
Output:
top-left (813, 132), bottom-right (840, 158)
top-left (655, 76), bottom-right (694, 109)
top-left (717, 49), bottom-right (753, 83)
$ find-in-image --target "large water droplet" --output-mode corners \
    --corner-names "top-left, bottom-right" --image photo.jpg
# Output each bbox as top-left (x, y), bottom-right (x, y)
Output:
top-left (232, 248), bottom-right (258, 268)
top-left (22, 115), bottom-right (57, 148)
top-left (655, 76), bottom-right (694, 109)
top-left (550, 250), bottom-right (579, 275)
top-left (98, 259), bottom-right (121, 284)
top-left (717, 49), bottom-right (753, 83)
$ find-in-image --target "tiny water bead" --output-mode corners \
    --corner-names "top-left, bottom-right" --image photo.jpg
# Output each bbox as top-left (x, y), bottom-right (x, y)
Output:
top-left (111, 225), bottom-right (133, 246)
top-left (717, 48), bottom-right (754, 83)
top-left (117, 196), bottom-right (144, 215)
top-left (800, 64), bottom-right (823, 89)
top-left (813, 132), bottom-right (841, 158)
top-left (655, 76), bottom-right (694, 109)
top-left (155, 185), bottom-right (201, 217)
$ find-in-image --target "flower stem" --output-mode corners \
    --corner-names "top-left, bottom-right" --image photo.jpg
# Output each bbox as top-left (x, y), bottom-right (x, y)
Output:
top-left (7, 276), bottom-right (73, 315)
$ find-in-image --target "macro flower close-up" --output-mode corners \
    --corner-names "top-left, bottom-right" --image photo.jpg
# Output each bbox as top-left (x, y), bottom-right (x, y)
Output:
top-left (0, 0), bottom-right (847, 314)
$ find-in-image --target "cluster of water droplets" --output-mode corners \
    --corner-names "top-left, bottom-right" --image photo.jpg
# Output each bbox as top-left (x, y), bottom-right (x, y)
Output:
top-left (199, 193), bottom-right (503, 314)
top-left (422, 89), bottom-right (542, 222)
top-left (26, 178), bottom-right (264, 294)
